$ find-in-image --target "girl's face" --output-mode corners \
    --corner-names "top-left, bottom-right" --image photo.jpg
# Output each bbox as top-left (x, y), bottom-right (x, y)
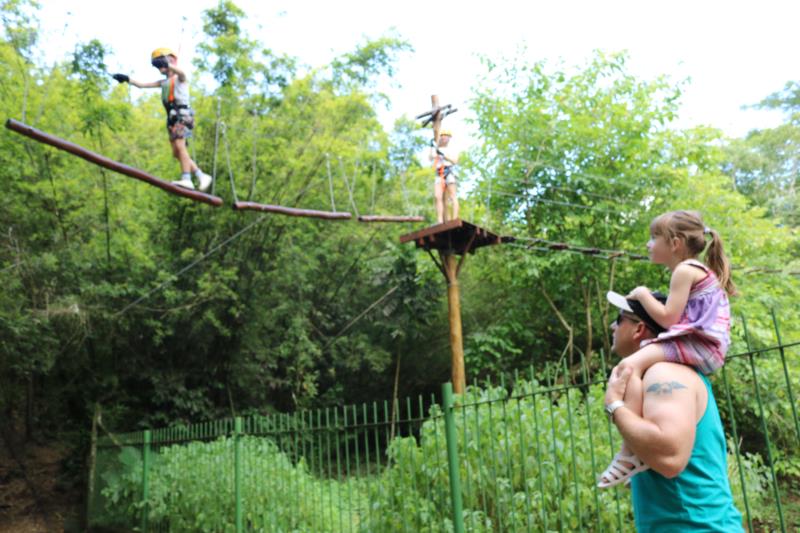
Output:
top-left (647, 234), bottom-right (673, 265)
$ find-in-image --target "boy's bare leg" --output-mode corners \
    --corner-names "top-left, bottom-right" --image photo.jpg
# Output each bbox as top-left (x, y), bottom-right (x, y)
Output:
top-left (447, 183), bottom-right (458, 220)
top-left (434, 181), bottom-right (445, 223)
top-left (171, 138), bottom-right (197, 174)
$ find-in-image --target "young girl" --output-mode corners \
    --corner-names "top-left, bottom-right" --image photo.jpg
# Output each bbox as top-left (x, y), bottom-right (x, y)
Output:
top-left (112, 48), bottom-right (212, 192)
top-left (429, 129), bottom-right (459, 223)
top-left (598, 210), bottom-right (735, 488)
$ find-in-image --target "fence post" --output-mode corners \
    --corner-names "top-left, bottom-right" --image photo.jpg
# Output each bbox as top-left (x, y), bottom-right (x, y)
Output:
top-left (442, 382), bottom-right (465, 533)
top-left (742, 315), bottom-right (785, 531)
top-left (235, 417), bottom-right (243, 533)
top-left (771, 309), bottom-right (800, 439)
top-left (141, 430), bottom-right (151, 533)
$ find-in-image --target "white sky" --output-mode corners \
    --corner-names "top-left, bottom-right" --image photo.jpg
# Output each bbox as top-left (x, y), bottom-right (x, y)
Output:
top-left (34, 0), bottom-right (798, 148)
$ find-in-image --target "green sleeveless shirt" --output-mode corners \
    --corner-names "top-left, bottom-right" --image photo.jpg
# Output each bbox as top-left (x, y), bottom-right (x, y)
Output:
top-left (630, 372), bottom-right (744, 532)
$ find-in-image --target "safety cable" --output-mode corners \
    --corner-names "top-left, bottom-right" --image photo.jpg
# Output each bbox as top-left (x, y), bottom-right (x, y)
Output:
top-left (339, 156), bottom-right (360, 217)
top-left (325, 154), bottom-right (337, 212)
top-left (484, 189), bottom-right (618, 215)
top-left (220, 122), bottom-right (239, 203)
top-left (211, 97), bottom-right (221, 196)
top-left (247, 113), bottom-right (258, 201)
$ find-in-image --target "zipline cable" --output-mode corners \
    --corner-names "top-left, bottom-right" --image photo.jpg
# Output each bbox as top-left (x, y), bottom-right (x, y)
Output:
top-left (504, 235), bottom-right (800, 276)
top-left (479, 189), bottom-right (618, 215)
top-left (114, 214), bottom-right (268, 317)
top-left (505, 236), bottom-right (648, 261)
top-left (322, 285), bottom-right (399, 351)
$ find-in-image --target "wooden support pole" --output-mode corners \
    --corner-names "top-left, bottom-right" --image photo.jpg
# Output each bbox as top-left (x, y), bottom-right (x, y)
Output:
top-left (401, 220), bottom-right (502, 395)
top-left (431, 95), bottom-right (441, 145)
top-left (443, 251), bottom-right (465, 394)
top-left (5, 119), bottom-right (224, 207)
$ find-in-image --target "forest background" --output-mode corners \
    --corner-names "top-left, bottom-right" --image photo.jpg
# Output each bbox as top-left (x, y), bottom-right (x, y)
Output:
top-left (1, 0), bottom-right (799, 527)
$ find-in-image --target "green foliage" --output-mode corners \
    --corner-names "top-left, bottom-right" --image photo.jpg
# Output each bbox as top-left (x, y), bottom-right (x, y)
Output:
top-left (194, 0), bottom-right (294, 98)
top-left (94, 381), bottom-right (776, 531)
top-left (98, 436), bottom-right (367, 532)
top-left (330, 33), bottom-right (413, 90)
top-left (1, 0), bottom-right (39, 57)
top-left (0, 4), bottom-right (798, 521)
top-left (726, 438), bottom-right (772, 525)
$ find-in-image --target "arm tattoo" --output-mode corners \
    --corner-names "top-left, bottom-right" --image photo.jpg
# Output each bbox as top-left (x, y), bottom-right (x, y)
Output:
top-left (646, 381), bottom-right (688, 395)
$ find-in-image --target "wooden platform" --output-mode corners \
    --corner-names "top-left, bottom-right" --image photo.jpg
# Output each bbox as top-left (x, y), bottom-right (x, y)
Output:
top-left (399, 219), bottom-right (502, 255)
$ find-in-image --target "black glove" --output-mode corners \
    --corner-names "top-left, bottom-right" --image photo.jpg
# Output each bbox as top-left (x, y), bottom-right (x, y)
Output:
top-left (112, 73), bottom-right (129, 83)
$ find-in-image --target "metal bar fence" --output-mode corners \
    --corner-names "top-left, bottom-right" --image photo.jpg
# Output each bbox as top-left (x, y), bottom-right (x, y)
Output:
top-left (89, 334), bottom-right (800, 532)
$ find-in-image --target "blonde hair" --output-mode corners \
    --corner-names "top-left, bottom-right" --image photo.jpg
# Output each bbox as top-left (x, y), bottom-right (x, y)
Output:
top-left (649, 210), bottom-right (736, 296)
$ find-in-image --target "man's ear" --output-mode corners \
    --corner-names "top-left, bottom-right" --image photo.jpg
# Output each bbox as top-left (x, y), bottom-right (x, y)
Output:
top-left (632, 322), bottom-right (651, 341)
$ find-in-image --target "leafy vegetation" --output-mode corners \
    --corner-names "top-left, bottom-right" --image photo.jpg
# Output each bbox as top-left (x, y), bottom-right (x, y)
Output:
top-left (94, 380), bottom-right (774, 531)
top-left (0, 0), bottom-right (798, 526)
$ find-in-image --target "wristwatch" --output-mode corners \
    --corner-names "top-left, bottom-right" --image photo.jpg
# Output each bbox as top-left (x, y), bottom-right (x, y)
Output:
top-left (604, 400), bottom-right (625, 420)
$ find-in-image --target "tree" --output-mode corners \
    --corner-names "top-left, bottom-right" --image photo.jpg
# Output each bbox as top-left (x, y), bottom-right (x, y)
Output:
top-left (723, 81), bottom-right (800, 227)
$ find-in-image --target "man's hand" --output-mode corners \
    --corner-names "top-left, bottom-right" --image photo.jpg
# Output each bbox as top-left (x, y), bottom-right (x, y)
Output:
top-left (112, 73), bottom-right (129, 84)
top-left (606, 364), bottom-right (632, 404)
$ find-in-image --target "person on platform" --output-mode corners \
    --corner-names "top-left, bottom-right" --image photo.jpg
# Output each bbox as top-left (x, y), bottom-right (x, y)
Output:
top-left (429, 129), bottom-right (459, 223)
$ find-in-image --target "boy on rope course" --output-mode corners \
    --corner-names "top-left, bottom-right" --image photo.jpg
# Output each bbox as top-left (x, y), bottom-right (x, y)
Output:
top-left (429, 128), bottom-right (459, 223)
top-left (111, 48), bottom-right (212, 192)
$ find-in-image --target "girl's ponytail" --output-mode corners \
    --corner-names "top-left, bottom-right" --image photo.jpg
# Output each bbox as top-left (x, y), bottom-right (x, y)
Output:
top-left (705, 228), bottom-right (736, 296)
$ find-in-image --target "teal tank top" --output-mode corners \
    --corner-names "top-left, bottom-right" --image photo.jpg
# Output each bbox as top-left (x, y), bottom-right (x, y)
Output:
top-left (630, 372), bottom-right (744, 532)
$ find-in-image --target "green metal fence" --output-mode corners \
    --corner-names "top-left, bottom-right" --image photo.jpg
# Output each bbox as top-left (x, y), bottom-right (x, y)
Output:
top-left (89, 319), bottom-right (799, 532)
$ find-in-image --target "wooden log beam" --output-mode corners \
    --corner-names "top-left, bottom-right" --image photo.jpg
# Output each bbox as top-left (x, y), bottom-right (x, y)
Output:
top-left (357, 215), bottom-right (425, 223)
top-left (5, 119), bottom-right (223, 207)
top-left (233, 201), bottom-right (352, 220)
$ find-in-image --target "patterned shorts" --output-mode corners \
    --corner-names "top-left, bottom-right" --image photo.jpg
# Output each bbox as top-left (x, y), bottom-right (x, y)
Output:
top-left (166, 108), bottom-right (195, 141)
top-left (656, 336), bottom-right (725, 375)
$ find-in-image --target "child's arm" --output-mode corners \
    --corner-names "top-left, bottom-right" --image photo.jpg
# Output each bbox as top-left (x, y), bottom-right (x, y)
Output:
top-left (128, 79), bottom-right (161, 89)
top-left (630, 264), bottom-right (695, 328)
top-left (111, 74), bottom-right (160, 89)
top-left (167, 64), bottom-right (187, 83)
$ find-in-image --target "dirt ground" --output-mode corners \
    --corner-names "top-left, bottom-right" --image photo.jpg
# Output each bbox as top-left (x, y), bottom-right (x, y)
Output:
top-left (0, 432), bottom-right (79, 533)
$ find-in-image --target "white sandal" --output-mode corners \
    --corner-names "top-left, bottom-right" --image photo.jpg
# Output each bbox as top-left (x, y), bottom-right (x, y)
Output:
top-left (597, 451), bottom-right (650, 488)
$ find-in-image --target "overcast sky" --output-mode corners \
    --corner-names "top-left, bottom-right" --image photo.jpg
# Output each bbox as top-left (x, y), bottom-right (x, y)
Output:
top-left (35, 0), bottom-right (798, 148)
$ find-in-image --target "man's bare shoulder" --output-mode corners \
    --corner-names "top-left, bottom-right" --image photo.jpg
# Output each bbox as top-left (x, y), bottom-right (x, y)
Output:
top-left (642, 361), bottom-right (703, 393)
